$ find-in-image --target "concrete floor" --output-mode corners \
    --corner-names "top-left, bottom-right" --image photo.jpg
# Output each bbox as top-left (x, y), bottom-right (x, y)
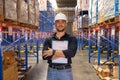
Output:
top-left (24, 50), bottom-right (99, 80)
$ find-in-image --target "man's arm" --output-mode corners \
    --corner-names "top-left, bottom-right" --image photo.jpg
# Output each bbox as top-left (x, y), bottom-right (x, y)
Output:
top-left (62, 36), bottom-right (77, 58)
top-left (52, 36), bottom-right (77, 60)
top-left (42, 38), bottom-right (53, 60)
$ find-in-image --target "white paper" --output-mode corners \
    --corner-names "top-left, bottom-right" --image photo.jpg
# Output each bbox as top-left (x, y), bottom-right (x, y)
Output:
top-left (52, 41), bottom-right (68, 64)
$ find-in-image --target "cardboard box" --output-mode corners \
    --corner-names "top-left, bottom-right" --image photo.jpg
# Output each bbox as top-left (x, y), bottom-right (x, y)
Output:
top-left (28, 0), bottom-right (35, 25)
top-left (0, 0), bottom-right (4, 21)
top-left (3, 50), bottom-right (16, 65)
top-left (3, 62), bottom-right (18, 80)
top-left (35, 0), bottom-right (39, 26)
top-left (5, 0), bottom-right (17, 21)
top-left (18, 0), bottom-right (28, 23)
top-left (113, 66), bottom-right (118, 78)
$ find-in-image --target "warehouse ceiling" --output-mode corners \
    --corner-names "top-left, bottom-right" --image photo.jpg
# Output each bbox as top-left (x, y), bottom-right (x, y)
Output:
top-left (55, 0), bottom-right (77, 22)
top-left (56, 0), bottom-right (77, 8)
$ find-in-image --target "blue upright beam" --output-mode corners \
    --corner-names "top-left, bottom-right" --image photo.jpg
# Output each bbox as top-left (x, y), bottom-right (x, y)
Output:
top-left (88, 29), bottom-right (91, 63)
top-left (0, 28), bottom-right (2, 80)
top-left (36, 39), bottom-right (39, 63)
top-left (118, 26), bottom-right (120, 80)
top-left (111, 26), bottom-right (115, 62)
top-left (97, 30), bottom-right (101, 65)
top-left (25, 32), bottom-right (28, 71)
top-left (0, 42), bottom-right (2, 80)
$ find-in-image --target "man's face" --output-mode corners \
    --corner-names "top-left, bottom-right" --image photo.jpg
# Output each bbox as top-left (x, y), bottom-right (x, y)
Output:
top-left (55, 20), bottom-right (67, 32)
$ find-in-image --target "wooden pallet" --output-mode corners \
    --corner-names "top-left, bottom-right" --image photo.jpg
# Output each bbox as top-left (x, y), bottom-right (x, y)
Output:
top-left (19, 22), bottom-right (38, 30)
top-left (103, 16), bottom-right (120, 25)
top-left (0, 15), bottom-right (4, 21)
top-left (4, 19), bottom-right (18, 26)
top-left (18, 65), bottom-right (32, 80)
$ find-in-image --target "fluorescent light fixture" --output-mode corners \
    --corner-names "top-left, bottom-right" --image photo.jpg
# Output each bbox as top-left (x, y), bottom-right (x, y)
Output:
top-left (49, 0), bottom-right (58, 10)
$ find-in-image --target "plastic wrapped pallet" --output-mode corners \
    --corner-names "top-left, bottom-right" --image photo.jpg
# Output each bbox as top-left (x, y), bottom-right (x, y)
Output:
top-left (88, 0), bottom-right (92, 25)
top-left (77, 16), bottom-right (82, 29)
top-left (35, 0), bottom-right (39, 26)
top-left (28, 0), bottom-right (35, 25)
top-left (0, 0), bottom-right (4, 21)
top-left (72, 18), bottom-right (78, 32)
top-left (92, 0), bottom-right (98, 24)
top-left (75, 6), bottom-right (78, 17)
top-left (77, 0), bottom-right (82, 13)
top-left (98, 0), bottom-right (104, 23)
top-left (83, 15), bottom-right (88, 28)
top-left (82, 0), bottom-right (89, 11)
top-left (18, 0), bottom-right (28, 24)
top-left (5, 0), bottom-right (17, 21)
top-left (104, 0), bottom-right (119, 20)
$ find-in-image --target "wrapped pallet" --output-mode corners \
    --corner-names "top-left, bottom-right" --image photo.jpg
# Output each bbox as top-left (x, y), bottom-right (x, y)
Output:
top-left (98, 0), bottom-right (104, 23)
top-left (104, 0), bottom-right (119, 20)
top-left (18, 0), bottom-right (28, 24)
top-left (77, 0), bottom-right (82, 13)
top-left (92, 0), bottom-right (98, 24)
top-left (77, 16), bottom-right (82, 29)
top-left (35, 0), bottom-right (39, 26)
top-left (0, 0), bottom-right (4, 21)
top-left (88, 0), bottom-right (92, 26)
top-left (81, 0), bottom-right (89, 11)
top-left (83, 15), bottom-right (88, 28)
top-left (72, 18), bottom-right (78, 32)
top-left (28, 0), bottom-right (35, 25)
top-left (5, 0), bottom-right (17, 21)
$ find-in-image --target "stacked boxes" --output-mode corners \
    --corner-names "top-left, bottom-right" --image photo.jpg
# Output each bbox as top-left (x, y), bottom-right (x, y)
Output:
top-left (18, 0), bottom-right (28, 24)
top-left (112, 66), bottom-right (118, 79)
top-left (35, 1), bottom-right (39, 26)
top-left (5, 0), bottom-right (17, 21)
top-left (92, 0), bottom-right (98, 24)
top-left (88, 0), bottom-right (92, 26)
top-left (98, 0), bottom-right (104, 23)
top-left (0, 0), bottom-right (39, 27)
top-left (28, 0), bottom-right (35, 25)
top-left (89, 0), bottom-right (120, 24)
top-left (3, 62), bottom-right (18, 80)
top-left (72, 18), bottom-right (78, 32)
top-left (83, 15), bottom-right (89, 28)
top-left (81, 0), bottom-right (89, 11)
top-left (77, 16), bottom-right (82, 29)
top-left (104, 0), bottom-right (119, 20)
top-left (3, 50), bottom-right (18, 80)
top-left (0, 0), bottom-right (4, 21)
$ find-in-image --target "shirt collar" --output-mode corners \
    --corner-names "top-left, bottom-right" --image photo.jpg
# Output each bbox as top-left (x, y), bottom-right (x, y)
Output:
top-left (52, 32), bottom-right (68, 39)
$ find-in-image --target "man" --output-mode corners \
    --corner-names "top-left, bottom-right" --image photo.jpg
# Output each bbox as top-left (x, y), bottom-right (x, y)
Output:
top-left (42, 13), bottom-right (77, 80)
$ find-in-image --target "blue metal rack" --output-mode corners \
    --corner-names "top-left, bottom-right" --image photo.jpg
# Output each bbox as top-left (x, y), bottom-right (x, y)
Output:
top-left (0, 24), bottom-right (2, 80)
top-left (39, 1), bottom-right (55, 32)
top-left (88, 25), bottom-right (119, 65)
top-left (118, 26), bottom-right (120, 80)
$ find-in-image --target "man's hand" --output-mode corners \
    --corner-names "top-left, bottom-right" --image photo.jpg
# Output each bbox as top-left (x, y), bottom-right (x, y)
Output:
top-left (52, 55), bottom-right (59, 60)
top-left (42, 48), bottom-right (53, 58)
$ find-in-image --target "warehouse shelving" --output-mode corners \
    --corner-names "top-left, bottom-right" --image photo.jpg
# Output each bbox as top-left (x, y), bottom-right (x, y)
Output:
top-left (39, 1), bottom-right (55, 47)
top-left (0, 21), bottom-right (39, 80)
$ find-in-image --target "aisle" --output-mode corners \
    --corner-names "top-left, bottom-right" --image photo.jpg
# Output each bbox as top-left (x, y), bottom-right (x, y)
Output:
top-left (24, 50), bottom-right (99, 80)
top-left (72, 50), bottom-right (99, 80)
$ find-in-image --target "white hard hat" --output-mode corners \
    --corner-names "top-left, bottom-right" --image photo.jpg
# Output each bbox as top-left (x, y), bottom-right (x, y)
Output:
top-left (54, 13), bottom-right (67, 22)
